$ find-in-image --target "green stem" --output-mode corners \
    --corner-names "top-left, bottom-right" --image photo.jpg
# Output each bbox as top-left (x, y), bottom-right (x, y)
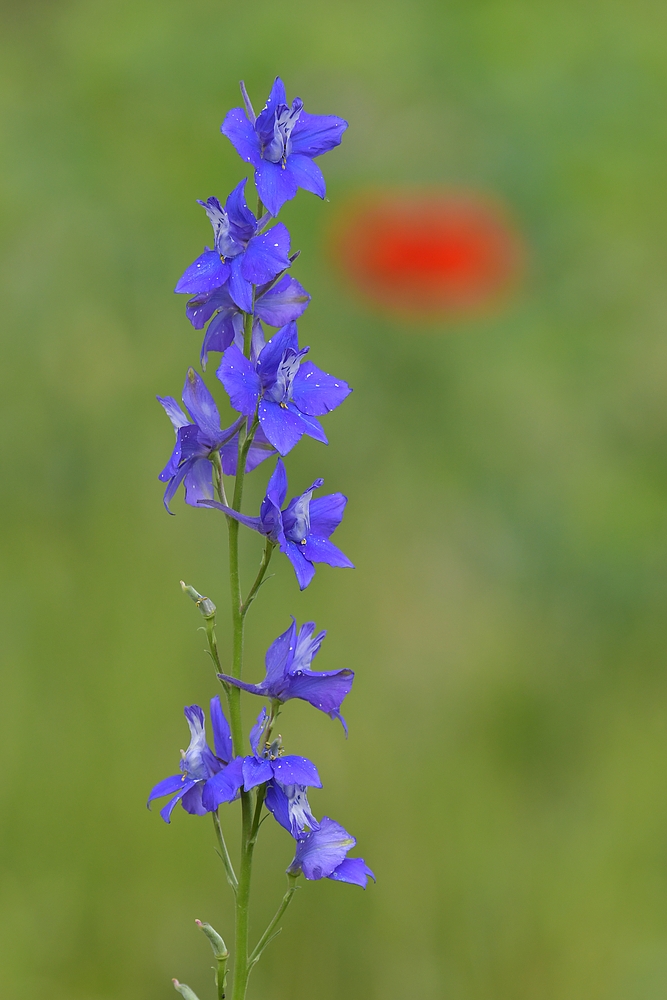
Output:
top-left (212, 810), bottom-right (238, 893)
top-left (248, 875), bottom-right (299, 968)
top-left (241, 539), bottom-right (275, 617)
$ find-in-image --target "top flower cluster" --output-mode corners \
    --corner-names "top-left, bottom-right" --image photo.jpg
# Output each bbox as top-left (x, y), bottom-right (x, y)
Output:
top-left (160, 78), bottom-right (353, 590)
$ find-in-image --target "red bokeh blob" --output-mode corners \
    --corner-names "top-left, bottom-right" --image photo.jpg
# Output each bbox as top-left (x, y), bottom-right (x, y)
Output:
top-left (330, 189), bottom-right (525, 321)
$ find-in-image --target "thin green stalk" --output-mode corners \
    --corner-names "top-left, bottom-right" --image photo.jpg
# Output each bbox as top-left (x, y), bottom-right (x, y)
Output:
top-left (241, 538), bottom-right (275, 617)
top-left (212, 810), bottom-right (238, 894)
top-left (248, 875), bottom-right (299, 968)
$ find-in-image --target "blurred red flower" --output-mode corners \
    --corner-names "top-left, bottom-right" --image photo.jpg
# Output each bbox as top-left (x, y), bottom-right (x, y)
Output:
top-left (329, 189), bottom-right (525, 321)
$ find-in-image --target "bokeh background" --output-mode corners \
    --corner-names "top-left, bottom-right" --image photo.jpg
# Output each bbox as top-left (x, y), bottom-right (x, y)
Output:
top-left (2, 1), bottom-right (667, 998)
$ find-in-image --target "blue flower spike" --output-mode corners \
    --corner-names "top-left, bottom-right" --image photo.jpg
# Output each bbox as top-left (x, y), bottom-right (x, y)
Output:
top-left (151, 77), bottom-right (373, 997)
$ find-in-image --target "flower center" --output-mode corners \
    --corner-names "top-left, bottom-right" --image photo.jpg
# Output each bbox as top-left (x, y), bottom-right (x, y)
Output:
top-left (264, 347), bottom-right (307, 405)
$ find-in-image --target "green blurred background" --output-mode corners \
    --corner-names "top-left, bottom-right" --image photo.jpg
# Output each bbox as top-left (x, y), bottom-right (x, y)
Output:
top-left (2, 1), bottom-right (667, 998)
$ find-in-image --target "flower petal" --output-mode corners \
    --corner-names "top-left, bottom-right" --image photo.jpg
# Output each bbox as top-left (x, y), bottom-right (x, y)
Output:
top-left (243, 755), bottom-right (273, 791)
top-left (159, 780), bottom-right (196, 823)
top-left (285, 154), bottom-right (326, 198)
top-left (221, 107), bottom-right (262, 167)
top-left (272, 755), bottom-right (322, 788)
top-left (147, 774), bottom-right (186, 804)
top-left (328, 857), bottom-right (375, 887)
top-left (293, 407), bottom-right (328, 444)
top-left (181, 782), bottom-right (209, 815)
top-left (288, 817), bottom-right (356, 880)
top-left (183, 457), bottom-right (214, 507)
top-left (182, 368), bottom-right (221, 443)
top-left (158, 395), bottom-right (190, 432)
top-left (304, 535), bottom-right (354, 569)
top-left (217, 345), bottom-right (261, 416)
top-left (175, 250), bottom-right (230, 295)
top-left (264, 618), bottom-right (296, 691)
top-left (258, 399), bottom-right (305, 455)
top-left (308, 493), bottom-right (348, 537)
top-left (291, 362), bottom-right (351, 416)
top-left (255, 160), bottom-right (298, 217)
top-left (249, 708), bottom-right (268, 755)
top-left (265, 781), bottom-right (319, 838)
top-left (256, 321), bottom-right (300, 388)
top-left (209, 695), bottom-right (233, 763)
top-left (202, 757), bottom-right (245, 809)
top-left (283, 668), bottom-right (354, 729)
top-left (282, 539), bottom-right (316, 590)
top-left (290, 112), bottom-right (348, 158)
top-left (241, 224), bottom-right (291, 285)
top-left (256, 275), bottom-right (310, 328)
top-left (227, 255), bottom-right (254, 313)
top-left (196, 499), bottom-right (264, 533)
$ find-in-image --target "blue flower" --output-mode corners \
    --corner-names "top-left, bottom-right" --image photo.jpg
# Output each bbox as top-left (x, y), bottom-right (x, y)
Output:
top-left (287, 817), bottom-right (375, 887)
top-left (147, 698), bottom-right (245, 823)
top-left (244, 709), bottom-right (321, 839)
top-left (217, 321), bottom-right (351, 456)
top-left (218, 618), bottom-right (354, 732)
top-left (158, 367), bottom-right (274, 512)
top-left (202, 459), bottom-right (354, 590)
top-left (221, 78), bottom-right (348, 217)
top-left (186, 274), bottom-right (311, 370)
top-left (174, 179), bottom-right (291, 313)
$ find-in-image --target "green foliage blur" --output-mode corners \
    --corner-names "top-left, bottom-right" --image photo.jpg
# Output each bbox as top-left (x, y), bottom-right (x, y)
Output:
top-left (2, 1), bottom-right (667, 998)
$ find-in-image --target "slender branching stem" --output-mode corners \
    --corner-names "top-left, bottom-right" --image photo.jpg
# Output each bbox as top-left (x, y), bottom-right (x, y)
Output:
top-left (248, 875), bottom-right (299, 967)
top-left (212, 810), bottom-right (238, 894)
top-left (241, 538), bottom-right (275, 617)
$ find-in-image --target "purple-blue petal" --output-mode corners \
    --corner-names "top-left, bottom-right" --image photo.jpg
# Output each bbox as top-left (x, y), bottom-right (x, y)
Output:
top-left (175, 250), bottom-right (230, 295)
top-left (227, 255), bottom-right (254, 313)
top-left (303, 535), bottom-right (354, 569)
top-left (285, 154), bottom-right (326, 199)
top-left (291, 362), bottom-right (351, 416)
top-left (159, 780), bottom-right (196, 823)
top-left (271, 755), bottom-right (322, 788)
top-left (308, 493), bottom-right (348, 537)
top-left (256, 275), bottom-right (310, 328)
top-left (255, 160), bottom-right (299, 217)
top-left (249, 708), bottom-right (268, 755)
top-left (217, 345), bottom-right (261, 416)
top-left (282, 539), bottom-right (316, 590)
top-left (158, 395), bottom-right (190, 431)
top-left (292, 407), bottom-right (328, 444)
top-left (221, 107), bottom-right (262, 167)
top-left (290, 112), bottom-right (348, 158)
top-left (181, 782), bottom-right (208, 816)
top-left (182, 368), bottom-right (221, 443)
top-left (264, 619), bottom-right (297, 690)
top-left (283, 668), bottom-right (354, 726)
top-left (288, 817), bottom-right (356, 880)
top-left (201, 757), bottom-right (245, 809)
top-left (183, 457), bottom-right (215, 507)
top-left (258, 399), bottom-right (305, 455)
top-left (265, 781), bottom-right (319, 839)
top-left (256, 321), bottom-right (300, 386)
top-left (266, 457), bottom-right (289, 508)
top-left (209, 695), bottom-right (233, 763)
top-left (196, 499), bottom-right (264, 533)
top-left (200, 309), bottom-right (241, 368)
top-left (241, 224), bottom-right (291, 285)
top-left (327, 857), bottom-right (375, 887)
top-left (243, 756), bottom-right (273, 790)
top-left (147, 774), bottom-right (186, 804)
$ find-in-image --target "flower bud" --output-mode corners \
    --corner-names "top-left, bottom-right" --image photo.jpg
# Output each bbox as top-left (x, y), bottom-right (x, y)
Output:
top-left (195, 919), bottom-right (228, 959)
top-left (172, 980), bottom-right (200, 1000)
top-left (180, 581), bottom-right (216, 619)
